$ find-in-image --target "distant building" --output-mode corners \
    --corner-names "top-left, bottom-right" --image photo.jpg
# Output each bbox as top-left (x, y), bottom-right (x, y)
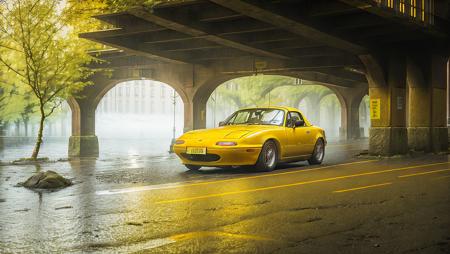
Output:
top-left (96, 80), bottom-right (182, 115)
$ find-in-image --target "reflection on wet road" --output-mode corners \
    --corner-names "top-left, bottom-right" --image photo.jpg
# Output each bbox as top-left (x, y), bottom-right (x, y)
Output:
top-left (1, 140), bottom-right (449, 253)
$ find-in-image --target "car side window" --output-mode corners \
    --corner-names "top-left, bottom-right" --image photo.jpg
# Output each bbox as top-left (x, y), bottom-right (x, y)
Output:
top-left (286, 112), bottom-right (305, 127)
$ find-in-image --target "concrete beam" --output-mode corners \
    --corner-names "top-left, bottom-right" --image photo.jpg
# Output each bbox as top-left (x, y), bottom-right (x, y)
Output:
top-left (273, 46), bottom-right (349, 58)
top-left (212, 55), bottom-right (362, 73)
top-left (314, 68), bottom-right (367, 83)
top-left (210, 0), bottom-right (367, 54)
top-left (79, 26), bottom-right (165, 39)
top-left (86, 36), bottom-right (190, 65)
top-left (128, 7), bottom-right (289, 59)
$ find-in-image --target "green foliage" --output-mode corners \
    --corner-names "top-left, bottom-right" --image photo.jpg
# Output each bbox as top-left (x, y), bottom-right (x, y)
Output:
top-left (214, 75), bottom-right (298, 108)
top-left (210, 75), bottom-right (341, 110)
top-left (0, 0), bottom-right (99, 158)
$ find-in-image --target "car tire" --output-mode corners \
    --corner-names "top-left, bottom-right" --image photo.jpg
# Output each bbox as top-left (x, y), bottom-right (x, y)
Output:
top-left (185, 164), bottom-right (201, 171)
top-left (256, 140), bottom-right (278, 172)
top-left (308, 139), bottom-right (325, 165)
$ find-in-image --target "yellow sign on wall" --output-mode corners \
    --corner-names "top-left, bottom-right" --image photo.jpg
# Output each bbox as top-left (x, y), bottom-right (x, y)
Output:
top-left (370, 99), bottom-right (381, 120)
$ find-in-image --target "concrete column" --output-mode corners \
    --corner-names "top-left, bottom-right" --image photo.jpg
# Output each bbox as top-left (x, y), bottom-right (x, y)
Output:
top-left (68, 99), bottom-right (99, 158)
top-left (447, 60), bottom-right (450, 126)
top-left (407, 56), bottom-right (431, 151)
top-left (183, 101), bottom-right (194, 132)
top-left (346, 102), bottom-right (361, 139)
top-left (361, 54), bottom-right (408, 155)
top-left (336, 87), bottom-right (365, 141)
top-left (429, 55), bottom-right (448, 152)
top-left (192, 99), bottom-right (207, 130)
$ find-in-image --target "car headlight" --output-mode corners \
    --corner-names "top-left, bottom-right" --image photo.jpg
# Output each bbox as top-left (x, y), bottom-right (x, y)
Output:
top-left (175, 140), bottom-right (185, 144)
top-left (216, 141), bottom-right (237, 146)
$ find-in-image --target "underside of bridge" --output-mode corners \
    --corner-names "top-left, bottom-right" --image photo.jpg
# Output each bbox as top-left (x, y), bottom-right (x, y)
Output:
top-left (69, 0), bottom-right (449, 157)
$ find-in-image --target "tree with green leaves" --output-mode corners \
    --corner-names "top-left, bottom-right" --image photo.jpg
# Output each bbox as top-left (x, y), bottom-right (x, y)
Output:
top-left (0, 0), bottom-right (98, 159)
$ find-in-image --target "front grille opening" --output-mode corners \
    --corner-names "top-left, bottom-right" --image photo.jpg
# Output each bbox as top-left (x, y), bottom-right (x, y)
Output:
top-left (181, 153), bottom-right (220, 162)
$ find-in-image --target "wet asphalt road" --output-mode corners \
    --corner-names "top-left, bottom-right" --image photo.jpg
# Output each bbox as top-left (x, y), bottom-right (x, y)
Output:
top-left (0, 140), bottom-right (449, 253)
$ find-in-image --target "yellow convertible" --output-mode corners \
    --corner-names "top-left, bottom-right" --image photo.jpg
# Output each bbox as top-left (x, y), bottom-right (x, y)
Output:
top-left (173, 106), bottom-right (326, 171)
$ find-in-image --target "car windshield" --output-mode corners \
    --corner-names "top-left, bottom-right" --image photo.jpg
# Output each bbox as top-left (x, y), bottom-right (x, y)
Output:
top-left (223, 108), bottom-right (285, 126)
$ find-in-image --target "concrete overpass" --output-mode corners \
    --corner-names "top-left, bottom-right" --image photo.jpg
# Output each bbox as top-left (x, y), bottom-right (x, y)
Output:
top-left (69, 0), bottom-right (449, 157)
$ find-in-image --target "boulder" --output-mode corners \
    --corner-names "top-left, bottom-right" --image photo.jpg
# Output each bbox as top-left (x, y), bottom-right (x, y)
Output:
top-left (20, 170), bottom-right (72, 189)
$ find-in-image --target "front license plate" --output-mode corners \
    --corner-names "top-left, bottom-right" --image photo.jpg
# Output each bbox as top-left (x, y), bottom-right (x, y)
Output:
top-left (186, 147), bottom-right (207, 155)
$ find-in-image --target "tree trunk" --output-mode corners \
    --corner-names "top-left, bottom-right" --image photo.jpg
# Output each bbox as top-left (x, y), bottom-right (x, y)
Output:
top-left (31, 106), bottom-right (45, 159)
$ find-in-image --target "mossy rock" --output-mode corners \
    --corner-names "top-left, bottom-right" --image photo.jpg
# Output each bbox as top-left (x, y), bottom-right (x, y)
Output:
top-left (20, 170), bottom-right (72, 189)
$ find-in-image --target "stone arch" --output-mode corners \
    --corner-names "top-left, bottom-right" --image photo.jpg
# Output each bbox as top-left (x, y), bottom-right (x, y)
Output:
top-left (196, 74), bottom-right (348, 136)
top-left (293, 92), bottom-right (313, 109)
top-left (358, 94), bottom-right (370, 137)
top-left (68, 73), bottom-right (191, 157)
top-left (92, 78), bottom-right (189, 111)
top-left (191, 74), bottom-right (244, 129)
top-left (66, 97), bottom-right (80, 136)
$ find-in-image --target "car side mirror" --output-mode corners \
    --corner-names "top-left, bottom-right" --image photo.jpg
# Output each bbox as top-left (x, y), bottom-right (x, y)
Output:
top-left (218, 121), bottom-right (225, 127)
top-left (294, 120), bottom-right (304, 128)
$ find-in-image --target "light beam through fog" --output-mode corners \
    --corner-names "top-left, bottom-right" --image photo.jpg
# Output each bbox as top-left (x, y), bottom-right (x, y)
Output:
top-left (95, 80), bottom-right (184, 158)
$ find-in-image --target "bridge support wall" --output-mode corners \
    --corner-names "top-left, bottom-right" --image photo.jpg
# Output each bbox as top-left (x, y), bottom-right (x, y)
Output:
top-left (361, 54), bottom-right (408, 155)
top-left (362, 53), bottom-right (448, 156)
top-left (68, 98), bottom-right (99, 158)
top-left (406, 54), bottom-right (448, 153)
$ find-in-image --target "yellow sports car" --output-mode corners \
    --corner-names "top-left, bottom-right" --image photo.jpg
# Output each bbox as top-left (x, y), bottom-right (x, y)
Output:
top-left (173, 106), bottom-right (326, 171)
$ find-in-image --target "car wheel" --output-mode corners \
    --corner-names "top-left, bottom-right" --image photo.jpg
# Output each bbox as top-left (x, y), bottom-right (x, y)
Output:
top-left (256, 140), bottom-right (278, 171)
top-left (185, 164), bottom-right (201, 171)
top-left (308, 139), bottom-right (325, 165)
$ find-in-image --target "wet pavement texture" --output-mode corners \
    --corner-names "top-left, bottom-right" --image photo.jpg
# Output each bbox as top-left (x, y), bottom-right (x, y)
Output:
top-left (0, 137), bottom-right (175, 162)
top-left (1, 139), bottom-right (449, 253)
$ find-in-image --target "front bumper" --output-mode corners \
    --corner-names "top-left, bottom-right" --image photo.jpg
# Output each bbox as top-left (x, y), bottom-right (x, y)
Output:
top-left (173, 145), bottom-right (262, 166)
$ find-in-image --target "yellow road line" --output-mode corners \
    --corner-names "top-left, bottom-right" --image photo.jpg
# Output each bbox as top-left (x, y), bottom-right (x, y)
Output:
top-left (169, 160), bottom-right (377, 187)
top-left (333, 182), bottom-right (392, 193)
top-left (156, 162), bottom-right (449, 204)
top-left (98, 160), bottom-right (377, 195)
top-left (170, 231), bottom-right (274, 242)
top-left (398, 168), bottom-right (450, 178)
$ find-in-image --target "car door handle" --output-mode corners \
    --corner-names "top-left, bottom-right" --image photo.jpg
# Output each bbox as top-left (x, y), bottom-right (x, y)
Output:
top-left (306, 131), bottom-right (310, 134)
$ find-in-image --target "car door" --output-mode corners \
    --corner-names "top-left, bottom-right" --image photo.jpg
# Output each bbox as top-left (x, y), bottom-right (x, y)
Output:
top-left (284, 111), bottom-right (311, 157)
top-left (298, 112), bottom-right (316, 154)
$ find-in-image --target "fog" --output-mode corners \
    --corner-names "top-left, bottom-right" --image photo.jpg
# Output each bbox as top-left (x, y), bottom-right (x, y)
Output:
top-left (0, 77), bottom-right (370, 160)
top-left (206, 76), bottom-right (370, 141)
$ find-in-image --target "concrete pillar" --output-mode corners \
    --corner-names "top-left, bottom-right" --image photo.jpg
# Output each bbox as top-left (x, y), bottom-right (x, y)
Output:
top-left (346, 101), bottom-right (361, 140)
top-left (192, 99), bottom-right (207, 130)
top-left (447, 60), bottom-right (450, 127)
top-left (407, 54), bottom-right (448, 153)
top-left (183, 101), bottom-right (194, 132)
top-left (68, 99), bottom-right (99, 158)
top-left (361, 54), bottom-right (408, 155)
top-left (407, 56), bottom-right (431, 151)
top-left (429, 55), bottom-right (448, 152)
top-left (336, 87), bottom-right (366, 141)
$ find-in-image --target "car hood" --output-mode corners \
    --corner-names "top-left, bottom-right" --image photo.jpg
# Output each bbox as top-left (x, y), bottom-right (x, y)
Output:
top-left (181, 125), bottom-right (276, 140)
